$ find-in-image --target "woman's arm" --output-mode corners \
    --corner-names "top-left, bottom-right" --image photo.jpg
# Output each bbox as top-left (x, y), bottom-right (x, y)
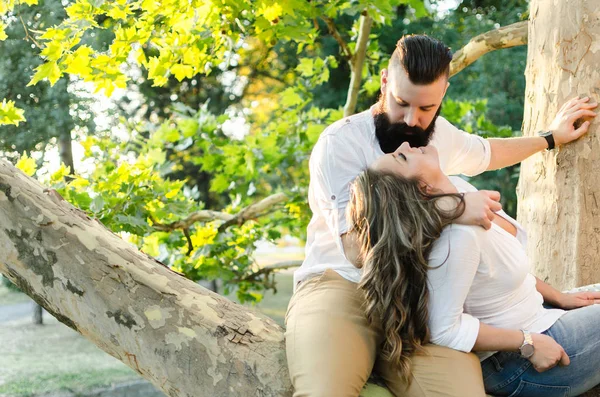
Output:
top-left (474, 323), bottom-right (569, 373)
top-left (427, 227), bottom-right (569, 372)
top-left (536, 276), bottom-right (600, 309)
top-left (534, 276), bottom-right (563, 307)
top-left (428, 226), bottom-right (482, 351)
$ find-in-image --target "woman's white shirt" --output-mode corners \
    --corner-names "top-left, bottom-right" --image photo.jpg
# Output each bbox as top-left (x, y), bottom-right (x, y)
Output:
top-left (427, 177), bottom-right (565, 360)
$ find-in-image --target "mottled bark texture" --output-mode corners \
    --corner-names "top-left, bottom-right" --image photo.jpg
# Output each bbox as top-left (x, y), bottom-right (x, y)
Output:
top-left (0, 159), bottom-right (292, 397)
top-left (517, 0), bottom-right (600, 290)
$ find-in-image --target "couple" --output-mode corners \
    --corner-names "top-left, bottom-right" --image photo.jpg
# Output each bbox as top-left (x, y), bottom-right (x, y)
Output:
top-left (286, 35), bottom-right (600, 397)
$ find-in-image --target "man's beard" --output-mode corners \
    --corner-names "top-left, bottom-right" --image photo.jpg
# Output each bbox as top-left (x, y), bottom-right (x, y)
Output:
top-left (373, 94), bottom-right (441, 153)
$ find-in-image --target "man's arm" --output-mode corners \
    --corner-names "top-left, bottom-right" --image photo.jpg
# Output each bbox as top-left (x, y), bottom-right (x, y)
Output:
top-left (486, 96), bottom-right (597, 170)
top-left (487, 136), bottom-right (547, 170)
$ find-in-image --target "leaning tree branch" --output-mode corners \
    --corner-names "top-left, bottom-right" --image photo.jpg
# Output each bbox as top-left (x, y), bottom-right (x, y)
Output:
top-left (322, 16), bottom-right (353, 60)
top-left (0, 159), bottom-right (393, 396)
top-left (450, 21), bottom-right (528, 78)
top-left (343, 13), bottom-right (373, 117)
top-left (236, 260), bottom-right (303, 284)
top-left (0, 159), bottom-right (292, 396)
top-left (151, 193), bottom-right (288, 233)
top-left (217, 193), bottom-right (288, 232)
top-left (152, 210), bottom-right (234, 231)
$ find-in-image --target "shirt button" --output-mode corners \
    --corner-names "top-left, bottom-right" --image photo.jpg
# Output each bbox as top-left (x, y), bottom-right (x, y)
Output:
top-left (345, 118), bottom-right (350, 123)
top-left (331, 195), bottom-right (336, 200)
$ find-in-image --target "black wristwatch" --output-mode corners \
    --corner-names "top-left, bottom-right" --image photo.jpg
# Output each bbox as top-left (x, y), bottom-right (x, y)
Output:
top-left (539, 131), bottom-right (555, 151)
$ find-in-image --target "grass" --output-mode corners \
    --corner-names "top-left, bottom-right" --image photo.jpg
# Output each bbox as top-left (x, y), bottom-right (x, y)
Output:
top-left (0, 271), bottom-right (296, 397)
top-left (0, 315), bottom-right (138, 397)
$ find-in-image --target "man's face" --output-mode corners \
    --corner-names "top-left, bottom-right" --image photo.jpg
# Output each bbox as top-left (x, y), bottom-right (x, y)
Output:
top-left (373, 67), bottom-right (448, 153)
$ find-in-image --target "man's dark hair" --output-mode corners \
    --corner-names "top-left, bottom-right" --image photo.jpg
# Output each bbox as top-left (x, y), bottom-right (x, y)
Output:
top-left (389, 35), bottom-right (453, 85)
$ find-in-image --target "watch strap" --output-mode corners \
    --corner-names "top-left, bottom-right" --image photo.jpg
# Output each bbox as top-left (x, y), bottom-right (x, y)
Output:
top-left (539, 131), bottom-right (555, 150)
top-left (519, 330), bottom-right (534, 358)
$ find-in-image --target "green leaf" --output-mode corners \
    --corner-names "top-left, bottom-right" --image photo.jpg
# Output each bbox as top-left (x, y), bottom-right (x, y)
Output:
top-left (90, 195), bottom-right (105, 213)
top-left (210, 174), bottom-right (231, 193)
top-left (281, 88), bottom-right (304, 107)
top-left (0, 22), bottom-right (8, 41)
top-left (16, 152), bottom-right (36, 176)
top-left (171, 63), bottom-right (194, 81)
top-left (28, 61), bottom-right (62, 87)
top-left (296, 58), bottom-right (314, 77)
top-left (0, 99), bottom-right (26, 126)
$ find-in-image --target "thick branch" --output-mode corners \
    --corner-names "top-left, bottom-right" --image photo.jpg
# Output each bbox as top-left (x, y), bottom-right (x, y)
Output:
top-left (153, 210), bottom-right (234, 231)
top-left (450, 21), bottom-right (528, 77)
top-left (343, 14), bottom-right (373, 117)
top-left (237, 260), bottom-right (303, 283)
top-left (152, 192), bottom-right (288, 232)
top-left (0, 159), bottom-right (291, 396)
top-left (0, 160), bottom-right (392, 396)
top-left (322, 16), bottom-right (353, 60)
top-left (218, 193), bottom-right (288, 232)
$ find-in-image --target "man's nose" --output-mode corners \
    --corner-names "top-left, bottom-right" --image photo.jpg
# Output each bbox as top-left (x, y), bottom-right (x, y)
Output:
top-left (404, 109), bottom-right (418, 127)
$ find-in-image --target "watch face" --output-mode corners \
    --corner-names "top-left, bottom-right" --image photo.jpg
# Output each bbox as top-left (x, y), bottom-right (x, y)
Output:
top-left (520, 344), bottom-right (535, 358)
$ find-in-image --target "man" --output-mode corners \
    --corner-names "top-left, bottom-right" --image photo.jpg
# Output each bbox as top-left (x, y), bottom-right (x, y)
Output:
top-left (285, 35), bottom-right (596, 397)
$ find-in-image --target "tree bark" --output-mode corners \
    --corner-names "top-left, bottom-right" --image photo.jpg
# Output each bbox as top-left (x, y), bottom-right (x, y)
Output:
top-left (29, 131), bottom-right (75, 325)
top-left (58, 130), bottom-right (75, 172)
top-left (0, 160), bottom-right (392, 396)
top-left (517, 0), bottom-right (600, 290)
top-left (32, 301), bottom-right (43, 323)
top-left (343, 14), bottom-right (373, 117)
top-left (0, 160), bottom-right (292, 396)
top-left (449, 21), bottom-right (528, 77)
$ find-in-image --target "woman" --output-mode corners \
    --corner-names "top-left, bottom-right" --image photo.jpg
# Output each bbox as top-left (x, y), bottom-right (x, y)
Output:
top-left (347, 142), bottom-right (600, 396)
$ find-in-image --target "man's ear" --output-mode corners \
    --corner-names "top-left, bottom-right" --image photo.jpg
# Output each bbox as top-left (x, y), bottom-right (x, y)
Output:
top-left (380, 69), bottom-right (388, 93)
top-left (442, 80), bottom-right (450, 97)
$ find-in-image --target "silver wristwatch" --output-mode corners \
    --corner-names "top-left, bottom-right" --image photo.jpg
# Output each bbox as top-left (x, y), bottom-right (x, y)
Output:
top-left (519, 330), bottom-right (535, 358)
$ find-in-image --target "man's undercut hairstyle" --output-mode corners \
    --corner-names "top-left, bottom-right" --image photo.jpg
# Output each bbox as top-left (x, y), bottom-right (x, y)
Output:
top-left (389, 34), bottom-right (453, 85)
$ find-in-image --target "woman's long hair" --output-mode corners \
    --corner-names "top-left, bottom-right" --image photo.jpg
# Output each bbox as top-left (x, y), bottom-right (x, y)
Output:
top-left (346, 169), bottom-right (465, 382)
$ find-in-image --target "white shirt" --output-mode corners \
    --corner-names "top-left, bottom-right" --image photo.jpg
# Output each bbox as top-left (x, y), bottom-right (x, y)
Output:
top-left (427, 177), bottom-right (565, 361)
top-left (295, 107), bottom-right (492, 288)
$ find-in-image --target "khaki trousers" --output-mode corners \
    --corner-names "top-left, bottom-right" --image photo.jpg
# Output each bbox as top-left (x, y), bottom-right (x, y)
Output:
top-left (285, 269), bottom-right (486, 397)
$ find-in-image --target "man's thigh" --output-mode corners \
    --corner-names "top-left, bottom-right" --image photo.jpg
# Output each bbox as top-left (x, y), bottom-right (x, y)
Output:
top-left (377, 344), bottom-right (486, 397)
top-left (285, 269), bottom-right (380, 397)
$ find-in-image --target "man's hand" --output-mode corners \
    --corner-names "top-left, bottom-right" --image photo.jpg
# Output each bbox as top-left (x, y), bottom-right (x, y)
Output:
top-left (455, 190), bottom-right (502, 230)
top-left (529, 334), bottom-right (570, 373)
top-left (557, 291), bottom-right (600, 310)
top-left (548, 96), bottom-right (597, 146)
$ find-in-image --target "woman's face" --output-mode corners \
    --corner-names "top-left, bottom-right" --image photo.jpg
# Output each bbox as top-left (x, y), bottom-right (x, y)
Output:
top-left (370, 142), bottom-right (442, 187)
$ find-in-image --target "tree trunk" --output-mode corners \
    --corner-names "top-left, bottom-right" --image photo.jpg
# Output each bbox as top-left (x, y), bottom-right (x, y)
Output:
top-left (343, 14), bottom-right (373, 117)
top-left (0, 160), bottom-right (292, 396)
top-left (517, 0), bottom-right (600, 290)
top-left (0, 160), bottom-right (393, 396)
top-left (32, 301), bottom-right (43, 323)
top-left (58, 130), bottom-right (75, 172)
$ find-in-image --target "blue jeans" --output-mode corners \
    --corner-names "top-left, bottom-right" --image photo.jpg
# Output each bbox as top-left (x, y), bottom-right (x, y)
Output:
top-left (481, 304), bottom-right (600, 396)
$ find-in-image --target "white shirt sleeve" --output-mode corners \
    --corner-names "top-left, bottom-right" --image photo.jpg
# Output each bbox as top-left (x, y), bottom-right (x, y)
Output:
top-left (436, 117), bottom-right (491, 177)
top-left (308, 131), bottom-right (366, 254)
top-left (427, 225), bottom-right (482, 352)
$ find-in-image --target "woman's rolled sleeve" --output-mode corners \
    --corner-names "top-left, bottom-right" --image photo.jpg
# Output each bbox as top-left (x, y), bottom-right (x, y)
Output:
top-left (427, 225), bottom-right (483, 353)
